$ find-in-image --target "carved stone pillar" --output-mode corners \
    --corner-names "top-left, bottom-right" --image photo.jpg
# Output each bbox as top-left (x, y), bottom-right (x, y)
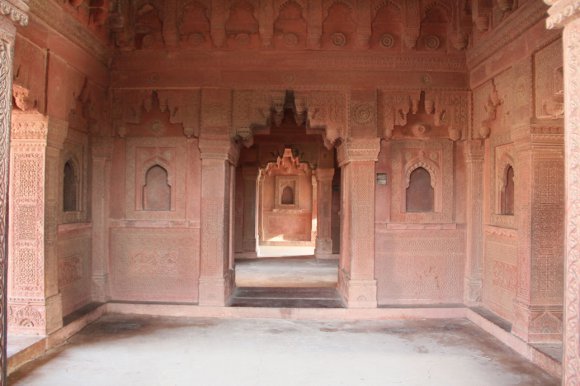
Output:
top-left (512, 126), bottom-right (565, 344)
top-left (8, 113), bottom-right (66, 335)
top-left (464, 140), bottom-right (484, 305)
top-left (315, 168), bottom-right (334, 257)
top-left (0, 3), bottom-right (28, 381)
top-left (198, 138), bottom-right (239, 306)
top-left (91, 138), bottom-right (113, 302)
top-left (544, 1), bottom-right (580, 382)
top-left (242, 167), bottom-right (258, 253)
top-left (337, 138), bottom-right (380, 308)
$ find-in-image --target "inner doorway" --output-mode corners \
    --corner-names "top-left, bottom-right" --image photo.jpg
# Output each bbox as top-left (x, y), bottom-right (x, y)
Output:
top-left (231, 92), bottom-right (341, 307)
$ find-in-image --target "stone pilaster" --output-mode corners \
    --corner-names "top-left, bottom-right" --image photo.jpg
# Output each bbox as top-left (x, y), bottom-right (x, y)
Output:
top-left (511, 125), bottom-right (565, 344)
top-left (544, 1), bottom-right (580, 382)
top-left (337, 138), bottom-right (380, 308)
top-left (91, 138), bottom-right (113, 302)
top-left (241, 167), bottom-right (258, 253)
top-left (198, 138), bottom-right (239, 306)
top-left (464, 140), bottom-right (484, 305)
top-left (315, 168), bottom-right (334, 257)
top-left (8, 112), bottom-right (65, 336)
top-left (0, 2), bottom-right (28, 381)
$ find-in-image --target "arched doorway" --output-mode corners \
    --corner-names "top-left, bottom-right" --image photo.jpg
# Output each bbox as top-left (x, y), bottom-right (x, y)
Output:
top-left (231, 92), bottom-right (341, 306)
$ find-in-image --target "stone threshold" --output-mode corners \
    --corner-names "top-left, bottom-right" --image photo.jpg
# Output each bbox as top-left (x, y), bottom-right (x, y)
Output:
top-left (6, 302), bottom-right (561, 381)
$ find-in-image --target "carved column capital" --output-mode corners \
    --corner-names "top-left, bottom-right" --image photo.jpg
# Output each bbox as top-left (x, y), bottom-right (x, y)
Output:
top-left (198, 137), bottom-right (240, 165)
top-left (464, 140), bottom-right (485, 161)
top-left (337, 138), bottom-right (380, 166)
top-left (315, 168), bottom-right (335, 182)
top-left (545, 0), bottom-right (580, 29)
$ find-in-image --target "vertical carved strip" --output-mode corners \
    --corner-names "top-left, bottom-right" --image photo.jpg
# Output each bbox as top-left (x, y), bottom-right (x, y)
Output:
top-left (563, 18), bottom-right (580, 386)
top-left (465, 140), bottom-right (484, 304)
top-left (0, 35), bottom-right (12, 386)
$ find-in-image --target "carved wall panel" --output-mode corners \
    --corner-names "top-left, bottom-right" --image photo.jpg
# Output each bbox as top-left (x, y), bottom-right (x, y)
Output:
top-left (534, 38), bottom-right (564, 120)
top-left (110, 228), bottom-right (199, 302)
top-left (483, 227), bottom-right (518, 321)
top-left (531, 157), bottom-right (564, 305)
top-left (125, 137), bottom-right (187, 220)
top-left (375, 229), bottom-right (465, 304)
top-left (57, 226), bottom-right (91, 317)
top-left (388, 139), bottom-right (454, 223)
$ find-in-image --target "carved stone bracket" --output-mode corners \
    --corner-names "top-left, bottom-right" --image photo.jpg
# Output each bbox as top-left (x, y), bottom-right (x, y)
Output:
top-left (113, 89), bottom-right (201, 138)
top-left (0, 0), bottom-right (29, 26)
top-left (546, 0), bottom-right (580, 29)
top-left (379, 89), bottom-right (468, 141)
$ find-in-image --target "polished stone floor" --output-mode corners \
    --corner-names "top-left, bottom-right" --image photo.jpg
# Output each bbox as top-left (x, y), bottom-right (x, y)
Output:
top-left (9, 314), bottom-right (559, 386)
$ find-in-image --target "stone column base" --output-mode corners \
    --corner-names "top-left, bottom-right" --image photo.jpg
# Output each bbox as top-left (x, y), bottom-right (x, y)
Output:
top-left (513, 300), bottom-right (563, 343)
top-left (91, 274), bottom-right (109, 303)
top-left (338, 270), bottom-right (377, 308)
top-left (198, 271), bottom-right (235, 306)
top-left (464, 277), bottom-right (482, 306)
top-left (8, 293), bottom-right (63, 336)
top-left (315, 238), bottom-right (333, 256)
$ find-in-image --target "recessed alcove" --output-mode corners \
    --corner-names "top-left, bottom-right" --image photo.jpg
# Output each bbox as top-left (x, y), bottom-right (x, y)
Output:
top-left (143, 165), bottom-right (171, 211)
top-left (406, 167), bottom-right (434, 213)
top-left (63, 160), bottom-right (78, 212)
top-left (501, 165), bottom-right (514, 216)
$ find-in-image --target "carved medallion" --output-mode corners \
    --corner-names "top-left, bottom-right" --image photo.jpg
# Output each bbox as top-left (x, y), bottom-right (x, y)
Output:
top-left (380, 34), bottom-right (395, 48)
top-left (424, 35), bottom-right (440, 50)
top-left (352, 104), bottom-right (375, 125)
top-left (331, 32), bottom-right (347, 47)
top-left (283, 33), bottom-right (299, 47)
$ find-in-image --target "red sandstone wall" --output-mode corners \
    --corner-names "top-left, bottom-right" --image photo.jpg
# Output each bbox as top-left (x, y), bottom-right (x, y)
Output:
top-left (469, 3), bottom-right (564, 336)
top-left (107, 118), bottom-right (202, 303)
top-left (375, 141), bottom-right (466, 305)
top-left (12, 2), bottom-right (110, 320)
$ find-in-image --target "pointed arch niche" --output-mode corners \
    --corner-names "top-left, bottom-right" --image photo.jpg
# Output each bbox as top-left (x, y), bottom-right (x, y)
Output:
top-left (389, 139), bottom-right (454, 223)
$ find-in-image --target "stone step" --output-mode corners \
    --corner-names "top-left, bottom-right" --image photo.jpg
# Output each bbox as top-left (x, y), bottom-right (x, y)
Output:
top-left (229, 287), bottom-right (344, 308)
